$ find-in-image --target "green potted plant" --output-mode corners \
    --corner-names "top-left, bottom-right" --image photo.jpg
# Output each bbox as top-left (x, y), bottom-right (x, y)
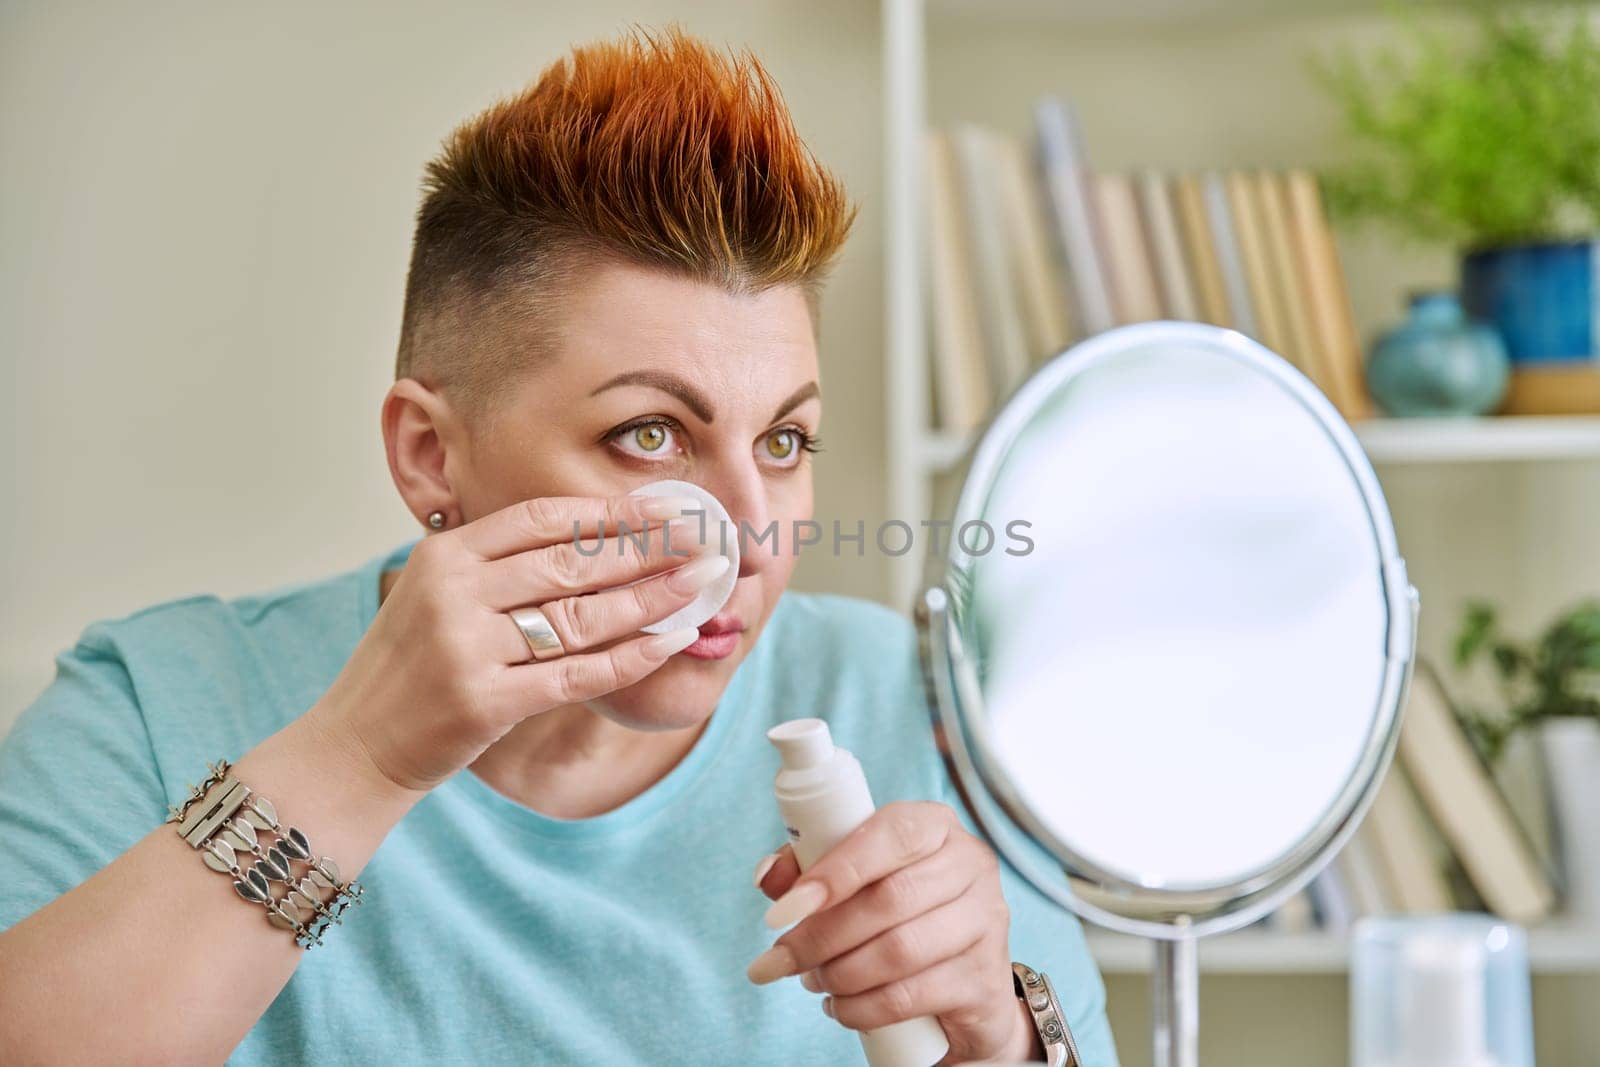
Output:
top-left (1454, 600), bottom-right (1600, 917)
top-left (1313, 8), bottom-right (1600, 412)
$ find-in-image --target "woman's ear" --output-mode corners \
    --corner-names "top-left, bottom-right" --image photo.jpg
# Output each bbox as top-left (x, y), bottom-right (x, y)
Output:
top-left (382, 378), bottom-right (462, 529)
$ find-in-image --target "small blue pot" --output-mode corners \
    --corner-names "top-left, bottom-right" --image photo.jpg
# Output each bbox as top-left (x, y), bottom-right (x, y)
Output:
top-left (1367, 292), bottom-right (1509, 417)
top-left (1461, 239), bottom-right (1599, 363)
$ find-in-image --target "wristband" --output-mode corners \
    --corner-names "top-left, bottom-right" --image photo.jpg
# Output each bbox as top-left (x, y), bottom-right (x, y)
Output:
top-left (166, 760), bottom-right (364, 948)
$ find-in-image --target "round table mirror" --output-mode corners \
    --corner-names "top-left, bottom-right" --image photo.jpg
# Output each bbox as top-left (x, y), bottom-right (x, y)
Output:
top-left (915, 322), bottom-right (1418, 1067)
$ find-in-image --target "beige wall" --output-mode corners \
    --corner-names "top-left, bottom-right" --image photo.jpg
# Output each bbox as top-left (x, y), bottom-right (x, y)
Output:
top-left (0, 0), bottom-right (885, 730)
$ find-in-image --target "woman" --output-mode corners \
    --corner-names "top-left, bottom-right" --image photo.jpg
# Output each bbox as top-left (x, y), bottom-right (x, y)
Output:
top-left (0, 29), bottom-right (1115, 1066)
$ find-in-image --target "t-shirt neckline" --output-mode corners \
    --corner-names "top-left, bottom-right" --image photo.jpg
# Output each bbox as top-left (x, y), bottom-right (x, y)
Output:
top-left (355, 539), bottom-right (755, 841)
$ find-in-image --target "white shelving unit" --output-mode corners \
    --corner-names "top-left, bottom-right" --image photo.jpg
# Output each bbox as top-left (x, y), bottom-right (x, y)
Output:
top-left (884, 0), bottom-right (933, 613)
top-left (914, 416), bottom-right (1600, 482)
top-left (1085, 924), bottom-right (1600, 976)
top-left (880, 0), bottom-right (1600, 992)
top-left (1354, 415), bottom-right (1600, 464)
top-left (915, 416), bottom-right (1600, 481)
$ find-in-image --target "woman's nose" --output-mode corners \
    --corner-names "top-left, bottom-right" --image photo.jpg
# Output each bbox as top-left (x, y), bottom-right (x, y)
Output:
top-left (703, 468), bottom-right (775, 580)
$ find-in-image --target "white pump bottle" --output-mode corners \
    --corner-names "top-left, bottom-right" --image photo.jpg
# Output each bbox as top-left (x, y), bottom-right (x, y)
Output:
top-left (767, 718), bottom-right (951, 1067)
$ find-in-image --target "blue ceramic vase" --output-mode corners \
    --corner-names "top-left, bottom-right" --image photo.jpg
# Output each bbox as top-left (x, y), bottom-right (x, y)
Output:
top-left (1366, 292), bottom-right (1509, 417)
top-left (1461, 240), bottom-right (1597, 364)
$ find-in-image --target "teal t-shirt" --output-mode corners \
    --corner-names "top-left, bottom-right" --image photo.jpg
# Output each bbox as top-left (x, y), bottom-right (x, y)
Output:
top-left (0, 541), bottom-right (1117, 1066)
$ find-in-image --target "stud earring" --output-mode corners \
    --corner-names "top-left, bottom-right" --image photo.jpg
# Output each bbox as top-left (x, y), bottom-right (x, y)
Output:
top-left (427, 511), bottom-right (446, 530)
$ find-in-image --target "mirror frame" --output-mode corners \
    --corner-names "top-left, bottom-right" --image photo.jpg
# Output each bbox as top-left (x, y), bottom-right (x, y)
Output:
top-left (916, 322), bottom-right (1419, 941)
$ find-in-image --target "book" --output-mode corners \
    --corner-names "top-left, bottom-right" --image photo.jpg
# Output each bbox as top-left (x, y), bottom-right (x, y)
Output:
top-left (1226, 171), bottom-right (1292, 362)
top-left (1093, 172), bottom-right (1164, 324)
top-left (1335, 825), bottom-right (1395, 916)
top-left (1365, 762), bottom-right (1456, 912)
top-left (991, 133), bottom-right (1076, 364)
top-left (1034, 97), bottom-right (1116, 336)
top-left (951, 125), bottom-right (1033, 400)
top-left (924, 130), bottom-right (992, 434)
top-left (1283, 170), bottom-right (1374, 420)
top-left (1272, 886), bottom-right (1317, 933)
top-left (1257, 171), bottom-right (1322, 382)
top-left (1502, 365), bottom-right (1600, 414)
top-left (1307, 868), bottom-right (1354, 933)
top-left (1398, 662), bottom-right (1557, 925)
top-left (1173, 173), bottom-right (1233, 328)
top-left (1495, 729), bottom-right (1559, 879)
top-left (1202, 172), bottom-right (1257, 337)
top-left (1137, 171), bottom-right (1199, 321)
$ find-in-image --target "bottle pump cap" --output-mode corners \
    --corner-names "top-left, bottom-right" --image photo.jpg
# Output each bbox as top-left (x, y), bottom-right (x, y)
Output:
top-left (768, 718), bottom-right (834, 771)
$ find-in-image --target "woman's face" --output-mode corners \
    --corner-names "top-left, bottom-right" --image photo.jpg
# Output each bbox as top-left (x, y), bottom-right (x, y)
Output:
top-left (450, 259), bottom-right (819, 731)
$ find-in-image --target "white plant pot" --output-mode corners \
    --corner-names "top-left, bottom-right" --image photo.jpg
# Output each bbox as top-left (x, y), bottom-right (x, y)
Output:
top-left (1539, 719), bottom-right (1600, 920)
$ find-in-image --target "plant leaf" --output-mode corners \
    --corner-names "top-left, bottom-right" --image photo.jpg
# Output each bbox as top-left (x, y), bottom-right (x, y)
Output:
top-left (1455, 601), bottom-right (1498, 666)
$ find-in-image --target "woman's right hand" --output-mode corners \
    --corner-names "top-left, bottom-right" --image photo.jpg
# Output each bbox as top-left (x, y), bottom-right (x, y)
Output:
top-left (306, 493), bottom-right (724, 796)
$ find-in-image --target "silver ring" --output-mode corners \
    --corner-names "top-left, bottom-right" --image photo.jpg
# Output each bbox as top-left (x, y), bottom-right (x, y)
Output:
top-left (508, 606), bottom-right (566, 662)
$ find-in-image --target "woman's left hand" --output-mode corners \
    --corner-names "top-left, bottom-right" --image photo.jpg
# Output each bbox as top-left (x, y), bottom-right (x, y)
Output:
top-left (747, 801), bottom-right (1040, 1065)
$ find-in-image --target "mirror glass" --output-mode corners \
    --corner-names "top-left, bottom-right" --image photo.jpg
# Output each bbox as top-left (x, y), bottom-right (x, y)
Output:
top-left (921, 322), bottom-right (1414, 936)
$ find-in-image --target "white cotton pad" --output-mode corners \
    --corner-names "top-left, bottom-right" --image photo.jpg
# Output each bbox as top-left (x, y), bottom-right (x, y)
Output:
top-left (629, 479), bottom-right (740, 634)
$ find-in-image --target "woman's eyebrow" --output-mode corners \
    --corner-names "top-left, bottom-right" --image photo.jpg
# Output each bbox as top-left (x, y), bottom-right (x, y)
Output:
top-left (587, 374), bottom-right (821, 426)
top-left (588, 371), bottom-right (715, 423)
top-left (771, 381), bottom-right (820, 423)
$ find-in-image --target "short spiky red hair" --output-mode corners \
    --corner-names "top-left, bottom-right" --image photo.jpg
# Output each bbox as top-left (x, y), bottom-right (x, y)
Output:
top-left (395, 27), bottom-right (856, 413)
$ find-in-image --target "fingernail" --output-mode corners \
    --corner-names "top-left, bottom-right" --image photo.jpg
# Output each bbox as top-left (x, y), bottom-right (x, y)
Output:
top-left (666, 554), bottom-right (730, 594)
top-left (764, 880), bottom-right (827, 930)
top-left (753, 850), bottom-right (781, 888)
top-left (644, 628), bottom-right (699, 657)
top-left (672, 519), bottom-right (723, 555)
top-left (653, 520), bottom-right (717, 559)
top-left (638, 495), bottom-right (703, 520)
top-left (799, 969), bottom-right (822, 994)
top-left (821, 995), bottom-right (835, 1019)
top-left (746, 943), bottom-right (798, 985)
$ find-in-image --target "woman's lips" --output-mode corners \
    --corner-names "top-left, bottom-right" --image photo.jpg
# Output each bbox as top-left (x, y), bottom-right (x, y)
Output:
top-left (680, 613), bottom-right (745, 661)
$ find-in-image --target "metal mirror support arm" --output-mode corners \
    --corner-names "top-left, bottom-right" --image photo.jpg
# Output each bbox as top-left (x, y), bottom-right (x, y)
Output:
top-left (1153, 937), bottom-right (1197, 1067)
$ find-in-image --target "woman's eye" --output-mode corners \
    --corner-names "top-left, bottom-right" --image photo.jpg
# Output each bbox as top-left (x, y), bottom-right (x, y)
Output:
top-left (634, 425), bottom-right (668, 452)
top-left (766, 430), bottom-right (797, 461)
top-left (763, 428), bottom-right (817, 466)
top-left (610, 421), bottom-right (679, 459)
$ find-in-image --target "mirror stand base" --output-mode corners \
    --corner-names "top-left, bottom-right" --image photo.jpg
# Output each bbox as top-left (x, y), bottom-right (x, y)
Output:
top-left (1152, 935), bottom-right (1199, 1067)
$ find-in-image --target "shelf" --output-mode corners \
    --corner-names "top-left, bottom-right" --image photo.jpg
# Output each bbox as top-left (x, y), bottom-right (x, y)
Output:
top-left (1353, 416), bottom-right (1600, 465)
top-left (913, 416), bottom-right (1600, 475)
top-left (1085, 922), bottom-right (1600, 976)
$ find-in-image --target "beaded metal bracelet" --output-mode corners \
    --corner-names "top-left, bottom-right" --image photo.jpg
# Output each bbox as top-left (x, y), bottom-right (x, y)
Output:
top-left (166, 760), bottom-right (364, 948)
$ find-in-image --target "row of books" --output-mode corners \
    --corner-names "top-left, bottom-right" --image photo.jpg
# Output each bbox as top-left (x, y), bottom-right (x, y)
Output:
top-left (1269, 661), bottom-right (1561, 934)
top-left (925, 97), bottom-right (1373, 435)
